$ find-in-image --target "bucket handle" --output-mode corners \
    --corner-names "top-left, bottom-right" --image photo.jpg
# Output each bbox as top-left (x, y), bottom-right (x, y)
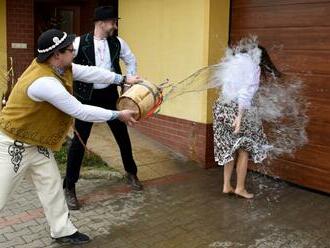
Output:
top-left (146, 92), bottom-right (163, 117)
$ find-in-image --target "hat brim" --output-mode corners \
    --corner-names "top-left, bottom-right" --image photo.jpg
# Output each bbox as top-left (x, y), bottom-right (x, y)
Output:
top-left (93, 17), bottom-right (120, 22)
top-left (37, 34), bottom-right (76, 63)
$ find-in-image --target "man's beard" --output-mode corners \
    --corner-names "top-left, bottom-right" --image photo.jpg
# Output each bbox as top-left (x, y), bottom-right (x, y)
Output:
top-left (106, 28), bottom-right (115, 37)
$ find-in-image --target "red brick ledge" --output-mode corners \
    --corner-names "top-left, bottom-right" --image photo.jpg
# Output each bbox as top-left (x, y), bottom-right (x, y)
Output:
top-left (135, 114), bottom-right (216, 169)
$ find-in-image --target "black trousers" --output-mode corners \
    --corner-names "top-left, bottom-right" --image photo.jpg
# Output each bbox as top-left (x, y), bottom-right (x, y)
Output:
top-left (64, 85), bottom-right (137, 189)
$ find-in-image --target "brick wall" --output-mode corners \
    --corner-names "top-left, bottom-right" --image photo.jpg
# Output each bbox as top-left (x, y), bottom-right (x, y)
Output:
top-left (6, 0), bottom-right (34, 79)
top-left (135, 114), bottom-right (216, 169)
top-left (5, 0), bottom-right (118, 77)
top-left (80, 1), bottom-right (98, 35)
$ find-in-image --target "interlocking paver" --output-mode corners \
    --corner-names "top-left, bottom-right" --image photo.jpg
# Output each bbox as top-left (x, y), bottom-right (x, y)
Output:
top-left (0, 237), bottom-right (25, 248)
top-left (1, 126), bottom-right (330, 247)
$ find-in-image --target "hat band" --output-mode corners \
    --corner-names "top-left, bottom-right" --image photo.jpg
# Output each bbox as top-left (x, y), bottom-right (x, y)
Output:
top-left (37, 32), bottom-right (68, 53)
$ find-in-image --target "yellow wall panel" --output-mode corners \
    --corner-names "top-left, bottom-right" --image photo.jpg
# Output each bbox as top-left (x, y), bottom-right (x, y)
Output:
top-left (119, 0), bottom-right (230, 123)
top-left (207, 0), bottom-right (230, 123)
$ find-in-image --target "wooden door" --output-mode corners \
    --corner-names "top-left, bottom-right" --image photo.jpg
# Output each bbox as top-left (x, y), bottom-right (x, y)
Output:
top-left (34, 1), bottom-right (81, 57)
top-left (230, 0), bottom-right (330, 192)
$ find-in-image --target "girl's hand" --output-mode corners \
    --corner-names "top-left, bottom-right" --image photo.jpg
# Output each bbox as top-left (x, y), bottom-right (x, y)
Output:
top-left (232, 107), bottom-right (244, 134)
top-left (232, 116), bottom-right (241, 134)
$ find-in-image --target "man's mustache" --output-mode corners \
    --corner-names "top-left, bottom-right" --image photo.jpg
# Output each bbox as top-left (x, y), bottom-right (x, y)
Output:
top-left (106, 28), bottom-right (116, 35)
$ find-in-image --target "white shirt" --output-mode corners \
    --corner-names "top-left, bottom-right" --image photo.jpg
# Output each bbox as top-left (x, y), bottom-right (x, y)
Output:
top-left (27, 63), bottom-right (121, 122)
top-left (220, 53), bottom-right (260, 109)
top-left (73, 36), bottom-right (137, 89)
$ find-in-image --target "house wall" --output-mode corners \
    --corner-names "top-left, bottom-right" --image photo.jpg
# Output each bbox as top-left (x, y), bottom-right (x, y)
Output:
top-left (118, 0), bottom-right (230, 167)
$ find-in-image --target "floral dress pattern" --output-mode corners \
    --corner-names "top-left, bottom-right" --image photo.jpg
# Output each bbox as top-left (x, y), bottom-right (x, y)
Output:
top-left (213, 98), bottom-right (270, 166)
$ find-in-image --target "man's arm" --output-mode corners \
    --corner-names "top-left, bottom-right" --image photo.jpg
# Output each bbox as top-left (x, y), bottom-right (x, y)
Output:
top-left (28, 77), bottom-right (119, 122)
top-left (72, 36), bottom-right (123, 84)
top-left (118, 37), bottom-right (137, 76)
top-left (72, 63), bottom-right (123, 85)
top-left (72, 63), bottom-right (142, 85)
top-left (27, 77), bottom-right (137, 125)
top-left (72, 36), bottom-right (80, 58)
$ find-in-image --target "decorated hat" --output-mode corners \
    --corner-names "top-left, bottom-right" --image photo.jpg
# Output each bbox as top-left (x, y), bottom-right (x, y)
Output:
top-left (37, 29), bottom-right (76, 62)
top-left (93, 6), bottom-right (119, 21)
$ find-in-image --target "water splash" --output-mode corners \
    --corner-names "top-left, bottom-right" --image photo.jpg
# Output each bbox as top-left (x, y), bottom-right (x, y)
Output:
top-left (160, 36), bottom-right (308, 160)
top-left (161, 64), bottom-right (222, 100)
top-left (253, 76), bottom-right (309, 159)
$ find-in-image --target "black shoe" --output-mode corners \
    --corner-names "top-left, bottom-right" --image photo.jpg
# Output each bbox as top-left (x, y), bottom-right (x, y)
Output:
top-left (64, 186), bottom-right (80, 210)
top-left (55, 231), bottom-right (90, 245)
top-left (126, 173), bottom-right (144, 191)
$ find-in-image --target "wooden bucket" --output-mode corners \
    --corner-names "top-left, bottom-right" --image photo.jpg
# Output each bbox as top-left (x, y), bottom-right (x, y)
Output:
top-left (116, 80), bottom-right (162, 120)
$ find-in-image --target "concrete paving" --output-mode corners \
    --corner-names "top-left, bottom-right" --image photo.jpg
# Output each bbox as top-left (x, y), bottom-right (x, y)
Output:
top-left (1, 124), bottom-right (330, 248)
top-left (87, 124), bottom-right (195, 180)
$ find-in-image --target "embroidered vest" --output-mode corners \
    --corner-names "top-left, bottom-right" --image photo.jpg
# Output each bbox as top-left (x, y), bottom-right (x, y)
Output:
top-left (0, 59), bottom-right (73, 151)
top-left (73, 33), bottom-right (122, 102)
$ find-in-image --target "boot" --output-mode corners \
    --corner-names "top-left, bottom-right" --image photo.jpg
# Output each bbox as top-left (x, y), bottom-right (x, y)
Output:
top-left (55, 231), bottom-right (90, 245)
top-left (64, 185), bottom-right (80, 210)
top-left (126, 173), bottom-right (144, 191)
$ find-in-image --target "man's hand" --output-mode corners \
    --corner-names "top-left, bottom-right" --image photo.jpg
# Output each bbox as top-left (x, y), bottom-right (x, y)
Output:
top-left (118, 109), bottom-right (138, 126)
top-left (126, 75), bottom-right (141, 84)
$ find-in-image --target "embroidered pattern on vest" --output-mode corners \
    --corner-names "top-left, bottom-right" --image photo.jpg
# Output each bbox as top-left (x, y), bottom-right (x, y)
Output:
top-left (8, 141), bottom-right (25, 173)
top-left (0, 119), bottom-right (71, 149)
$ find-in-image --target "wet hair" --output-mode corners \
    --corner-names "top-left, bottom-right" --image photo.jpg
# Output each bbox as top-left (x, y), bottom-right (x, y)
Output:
top-left (258, 45), bottom-right (282, 78)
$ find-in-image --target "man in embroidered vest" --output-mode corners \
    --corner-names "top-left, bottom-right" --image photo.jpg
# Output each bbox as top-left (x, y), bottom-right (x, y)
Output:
top-left (0, 29), bottom-right (140, 245)
top-left (64, 6), bottom-right (143, 210)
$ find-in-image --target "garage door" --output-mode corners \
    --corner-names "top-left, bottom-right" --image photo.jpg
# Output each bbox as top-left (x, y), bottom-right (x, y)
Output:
top-left (230, 0), bottom-right (330, 192)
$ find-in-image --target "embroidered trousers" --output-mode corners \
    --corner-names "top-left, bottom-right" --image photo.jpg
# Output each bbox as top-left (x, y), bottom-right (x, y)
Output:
top-left (0, 131), bottom-right (77, 238)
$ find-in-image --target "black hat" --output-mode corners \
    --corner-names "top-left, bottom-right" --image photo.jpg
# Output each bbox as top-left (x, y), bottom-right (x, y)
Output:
top-left (37, 29), bottom-right (76, 63)
top-left (93, 6), bottom-right (119, 22)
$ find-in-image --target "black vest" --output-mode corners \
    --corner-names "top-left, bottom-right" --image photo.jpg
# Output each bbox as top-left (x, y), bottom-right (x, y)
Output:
top-left (73, 33), bottom-right (122, 102)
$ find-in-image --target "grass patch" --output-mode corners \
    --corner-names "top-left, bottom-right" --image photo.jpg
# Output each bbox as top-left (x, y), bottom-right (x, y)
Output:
top-left (54, 141), bottom-right (114, 175)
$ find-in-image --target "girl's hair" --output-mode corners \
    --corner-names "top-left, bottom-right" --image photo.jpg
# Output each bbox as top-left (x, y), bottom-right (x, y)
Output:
top-left (258, 45), bottom-right (282, 78)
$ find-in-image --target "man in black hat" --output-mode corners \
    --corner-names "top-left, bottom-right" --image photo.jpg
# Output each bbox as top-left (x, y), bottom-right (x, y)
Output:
top-left (0, 28), bottom-right (140, 245)
top-left (64, 6), bottom-right (143, 210)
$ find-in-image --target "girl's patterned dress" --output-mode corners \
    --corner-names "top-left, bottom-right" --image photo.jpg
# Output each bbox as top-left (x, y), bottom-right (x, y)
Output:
top-left (213, 97), bottom-right (269, 166)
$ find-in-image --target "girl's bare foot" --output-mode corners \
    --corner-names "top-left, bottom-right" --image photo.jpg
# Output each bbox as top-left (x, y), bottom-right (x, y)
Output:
top-left (223, 186), bottom-right (235, 194)
top-left (234, 189), bottom-right (254, 199)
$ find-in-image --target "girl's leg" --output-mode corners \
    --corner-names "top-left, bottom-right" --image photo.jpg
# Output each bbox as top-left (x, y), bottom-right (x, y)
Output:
top-left (235, 150), bottom-right (254, 199)
top-left (223, 160), bottom-right (235, 194)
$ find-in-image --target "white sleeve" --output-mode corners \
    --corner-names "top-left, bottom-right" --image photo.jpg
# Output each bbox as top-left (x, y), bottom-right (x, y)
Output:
top-left (27, 77), bottom-right (119, 122)
top-left (118, 37), bottom-right (137, 76)
top-left (73, 37), bottom-right (80, 58)
top-left (237, 65), bottom-right (260, 109)
top-left (72, 63), bottom-right (123, 85)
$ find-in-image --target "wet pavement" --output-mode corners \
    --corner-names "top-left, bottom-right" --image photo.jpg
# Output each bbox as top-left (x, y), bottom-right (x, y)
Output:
top-left (1, 165), bottom-right (330, 247)
top-left (77, 169), bottom-right (330, 248)
top-left (87, 124), bottom-right (194, 181)
top-left (1, 126), bottom-right (330, 247)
